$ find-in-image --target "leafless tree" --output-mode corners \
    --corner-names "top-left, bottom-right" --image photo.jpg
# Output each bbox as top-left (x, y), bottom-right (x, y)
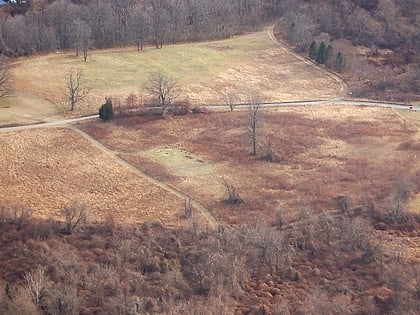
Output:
top-left (45, 284), bottom-right (79, 315)
top-left (147, 70), bottom-right (178, 117)
top-left (223, 90), bottom-right (238, 112)
top-left (130, 5), bottom-right (148, 51)
top-left (12, 205), bottom-right (32, 231)
top-left (223, 181), bottom-right (242, 204)
top-left (61, 200), bottom-right (89, 234)
top-left (150, 0), bottom-right (167, 49)
top-left (182, 198), bottom-right (193, 219)
top-left (71, 19), bottom-right (92, 62)
top-left (66, 68), bottom-right (89, 111)
top-left (0, 55), bottom-right (11, 97)
top-left (247, 93), bottom-right (262, 156)
top-left (22, 266), bottom-right (47, 307)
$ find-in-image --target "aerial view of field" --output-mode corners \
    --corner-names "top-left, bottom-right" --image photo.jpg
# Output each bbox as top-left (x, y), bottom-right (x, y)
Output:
top-left (0, 2), bottom-right (419, 312)
top-left (8, 29), bottom-right (343, 118)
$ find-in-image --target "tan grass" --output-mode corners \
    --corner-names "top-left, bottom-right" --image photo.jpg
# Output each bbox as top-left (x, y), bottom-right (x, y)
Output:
top-left (0, 127), bottom-right (206, 226)
top-left (78, 105), bottom-right (418, 224)
top-left (10, 30), bottom-right (342, 116)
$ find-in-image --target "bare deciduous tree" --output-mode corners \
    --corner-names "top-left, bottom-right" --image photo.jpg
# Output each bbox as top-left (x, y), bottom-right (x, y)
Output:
top-left (223, 181), bottom-right (242, 204)
top-left (61, 200), bottom-right (89, 234)
top-left (150, 0), bottom-right (166, 49)
top-left (22, 266), bottom-right (47, 307)
top-left (12, 205), bottom-right (32, 231)
top-left (223, 90), bottom-right (238, 112)
top-left (147, 70), bottom-right (178, 117)
top-left (0, 55), bottom-right (11, 97)
top-left (66, 68), bottom-right (89, 111)
top-left (247, 93), bottom-right (262, 156)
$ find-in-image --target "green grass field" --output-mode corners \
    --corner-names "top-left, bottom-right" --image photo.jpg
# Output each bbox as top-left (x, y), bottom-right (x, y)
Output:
top-left (13, 32), bottom-right (270, 98)
top-left (10, 29), bottom-right (342, 117)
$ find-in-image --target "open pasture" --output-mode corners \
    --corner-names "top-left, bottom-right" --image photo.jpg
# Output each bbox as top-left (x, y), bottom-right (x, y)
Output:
top-left (10, 30), bottom-right (342, 116)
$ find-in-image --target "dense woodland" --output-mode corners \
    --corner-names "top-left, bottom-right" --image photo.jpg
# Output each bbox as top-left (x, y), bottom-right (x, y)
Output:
top-left (0, 0), bottom-right (419, 314)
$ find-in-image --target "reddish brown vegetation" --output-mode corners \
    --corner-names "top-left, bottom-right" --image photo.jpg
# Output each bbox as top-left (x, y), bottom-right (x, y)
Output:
top-left (1, 106), bottom-right (419, 314)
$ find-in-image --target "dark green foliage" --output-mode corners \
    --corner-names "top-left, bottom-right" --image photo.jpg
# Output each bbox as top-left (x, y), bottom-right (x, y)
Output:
top-left (325, 44), bottom-right (334, 67)
top-left (99, 98), bottom-right (114, 122)
top-left (335, 52), bottom-right (345, 72)
top-left (316, 41), bottom-right (327, 64)
top-left (309, 40), bottom-right (317, 59)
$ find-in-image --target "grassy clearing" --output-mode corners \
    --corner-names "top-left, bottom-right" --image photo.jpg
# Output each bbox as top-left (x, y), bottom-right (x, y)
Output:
top-left (11, 30), bottom-right (342, 116)
top-left (142, 147), bottom-right (213, 177)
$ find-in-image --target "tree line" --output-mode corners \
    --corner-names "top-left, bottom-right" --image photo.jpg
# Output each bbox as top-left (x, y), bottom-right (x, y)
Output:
top-left (0, 0), bottom-right (283, 57)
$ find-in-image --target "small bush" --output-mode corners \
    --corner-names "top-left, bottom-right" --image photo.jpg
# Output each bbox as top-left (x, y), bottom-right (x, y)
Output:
top-left (99, 98), bottom-right (114, 122)
top-left (171, 99), bottom-right (191, 116)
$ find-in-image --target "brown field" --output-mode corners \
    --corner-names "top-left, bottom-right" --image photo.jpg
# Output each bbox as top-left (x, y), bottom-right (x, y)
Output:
top-left (0, 127), bottom-right (212, 227)
top-left (1, 105), bottom-right (417, 231)
top-left (77, 105), bottom-right (419, 226)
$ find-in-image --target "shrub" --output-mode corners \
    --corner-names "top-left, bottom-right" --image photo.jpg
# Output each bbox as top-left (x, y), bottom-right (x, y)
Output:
top-left (99, 98), bottom-right (114, 122)
top-left (171, 99), bottom-right (191, 116)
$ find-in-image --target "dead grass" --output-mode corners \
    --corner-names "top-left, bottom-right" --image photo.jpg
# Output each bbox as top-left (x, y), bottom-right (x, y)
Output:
top-left (0, 127), bottom-right (207, 227)
top-left (78, 105), bottom-right (419, 225)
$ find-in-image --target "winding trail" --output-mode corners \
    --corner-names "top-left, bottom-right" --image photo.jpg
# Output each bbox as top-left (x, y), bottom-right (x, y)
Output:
top-left (68, 126), bottom-right (218, 228)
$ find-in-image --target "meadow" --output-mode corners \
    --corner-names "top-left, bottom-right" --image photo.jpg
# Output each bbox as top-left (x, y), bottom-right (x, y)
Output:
top-left (9, 29), bottom-right (342, 117)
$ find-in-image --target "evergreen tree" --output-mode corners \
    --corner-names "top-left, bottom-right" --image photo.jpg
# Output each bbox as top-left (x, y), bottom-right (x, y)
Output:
top-left (309, 40), bottom-right (317, 59)
top-left (335, 52), bottom-right (345, 72)
top-left (325, 44), bottom-right (334, 68)
top-left (316, 41), bottom-right (327, 64)
top-left (99, 97), bottom-right (114, 121)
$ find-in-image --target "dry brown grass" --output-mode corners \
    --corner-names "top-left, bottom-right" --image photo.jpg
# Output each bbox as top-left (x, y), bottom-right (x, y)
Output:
top-left (0, 127), bottom-right (203, 227)
top-left (79, 105), bottom-right (419, 226)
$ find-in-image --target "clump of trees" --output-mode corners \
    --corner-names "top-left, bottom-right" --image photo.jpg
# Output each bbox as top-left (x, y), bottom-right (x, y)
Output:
top-left (280, 0), bottom-right (419, 101)
top-left (309, 40), bottom-right (345, 72)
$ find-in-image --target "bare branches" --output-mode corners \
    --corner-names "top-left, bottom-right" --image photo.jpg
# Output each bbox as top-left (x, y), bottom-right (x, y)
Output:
top-left (223, 181), bottom-right (242, 204)
top-left (247, 93), bottom-right (262, 156)
top-left (0, 55), bottom-right (11, 98)
top-left (147, 70), bottom-right (178, 117)
top-left (21, 266), bottom-right (47, 307)
top-left (66, 68), bottom-right (89, 111)
top-left (61, 200), bottom-right (89, 234)
top-left (223, 90), bottom-right (238, 112)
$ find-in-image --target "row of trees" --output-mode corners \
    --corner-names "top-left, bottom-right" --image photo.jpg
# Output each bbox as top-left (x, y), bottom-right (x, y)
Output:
top-left (0, 0), bottom-right (283, 56)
